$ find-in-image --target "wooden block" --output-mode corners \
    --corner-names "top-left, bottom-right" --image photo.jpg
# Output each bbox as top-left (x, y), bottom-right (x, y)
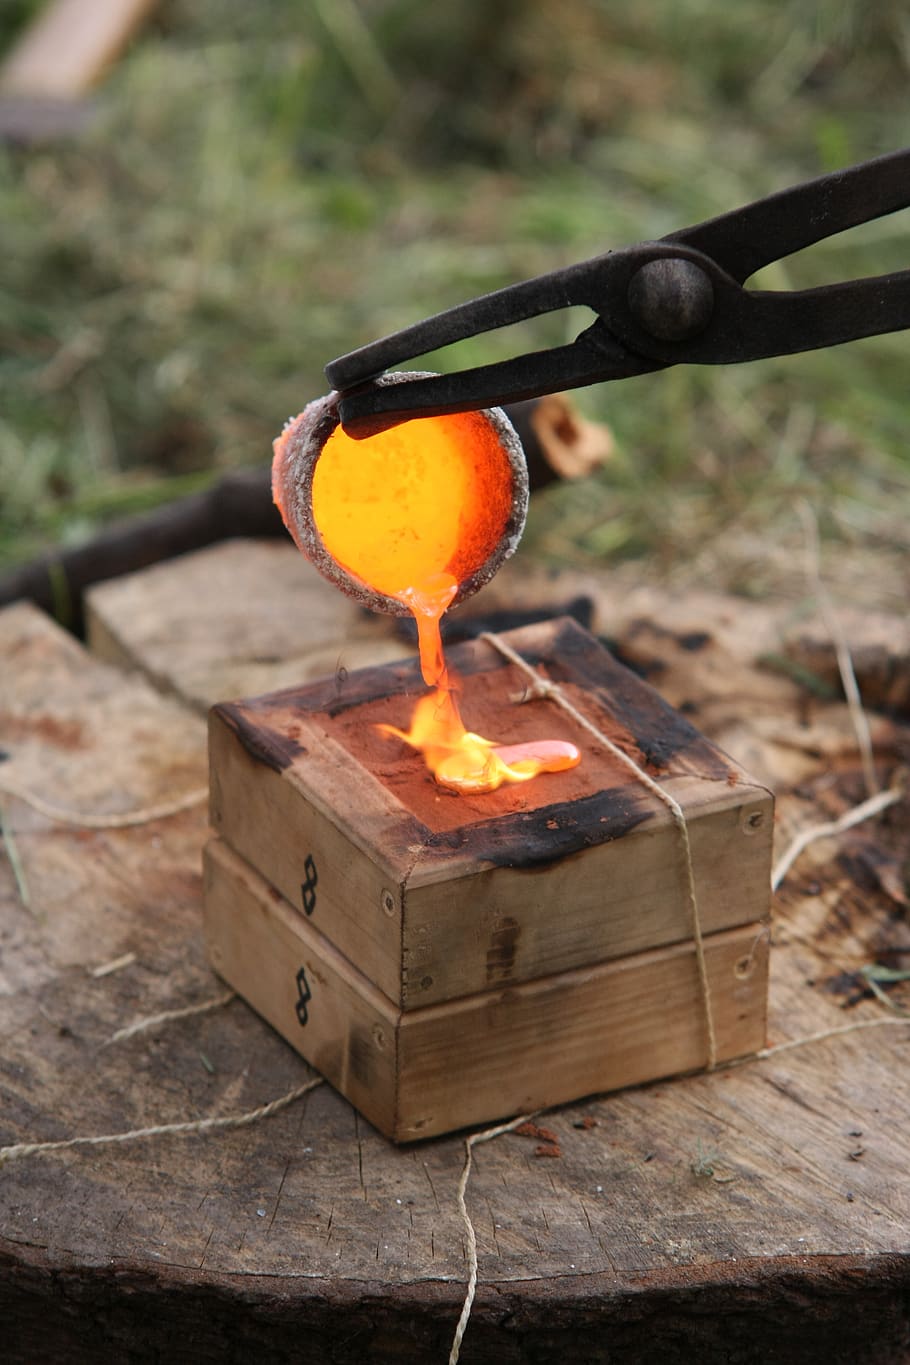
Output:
top-left (0, 0), bottom-right (159, 100)
top-left (207, 615), bottom-right (772, 1139)
top-left (86, 539), bottom-right (407, 712)
top-left (204, 838), bottom-right (768, 1142)
top-left (0, 601), bottom-right (206, 973)
top-left (209, 616), bottom-right (773, 1008)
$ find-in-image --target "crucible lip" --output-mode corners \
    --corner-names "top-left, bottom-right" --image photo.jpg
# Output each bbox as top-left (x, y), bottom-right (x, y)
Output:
top-left (271, 372), bottom-right (529, 618)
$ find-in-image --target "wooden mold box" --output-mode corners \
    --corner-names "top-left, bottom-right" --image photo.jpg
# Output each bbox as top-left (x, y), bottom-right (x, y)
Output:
top-left (205, 616), bottom-right (772, 1141)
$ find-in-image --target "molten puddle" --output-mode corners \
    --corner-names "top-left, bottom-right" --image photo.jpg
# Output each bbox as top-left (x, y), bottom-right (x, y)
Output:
top-left (276, 400), bottom-right (581, 795)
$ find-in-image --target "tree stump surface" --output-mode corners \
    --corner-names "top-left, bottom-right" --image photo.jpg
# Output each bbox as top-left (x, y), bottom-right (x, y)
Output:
top-left (3, 541), bottom-right (910, 1364)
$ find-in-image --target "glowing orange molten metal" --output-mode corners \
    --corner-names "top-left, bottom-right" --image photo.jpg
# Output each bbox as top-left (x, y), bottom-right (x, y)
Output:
top-left (289, 409), bottom-right (581, 794)
top-left (374, 577), bottom-right (580, 795)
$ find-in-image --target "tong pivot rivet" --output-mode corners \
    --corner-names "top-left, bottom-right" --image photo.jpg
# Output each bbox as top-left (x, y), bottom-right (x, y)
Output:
top-left (628, 258), bottom-right (714, 343)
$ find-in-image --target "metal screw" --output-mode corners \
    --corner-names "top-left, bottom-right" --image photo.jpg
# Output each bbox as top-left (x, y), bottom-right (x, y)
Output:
top-left (627, 258), bottom-right (714, 342)
top-left (742, 809), bottom-right (765, 835)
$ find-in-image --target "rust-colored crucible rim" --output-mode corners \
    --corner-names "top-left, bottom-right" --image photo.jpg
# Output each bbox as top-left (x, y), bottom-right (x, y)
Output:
top-left (271, 372), bottom-right (529, 617)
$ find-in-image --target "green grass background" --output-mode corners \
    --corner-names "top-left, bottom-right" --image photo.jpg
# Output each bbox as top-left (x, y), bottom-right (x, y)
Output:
top-left (1, 0), bottom-right (908, 581)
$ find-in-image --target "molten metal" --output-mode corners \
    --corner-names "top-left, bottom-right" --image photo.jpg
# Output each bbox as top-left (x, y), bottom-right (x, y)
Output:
top-left (375, 580), bottom-right (580, 794)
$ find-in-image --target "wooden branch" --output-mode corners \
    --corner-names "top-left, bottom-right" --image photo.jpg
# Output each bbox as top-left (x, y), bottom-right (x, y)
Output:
top-left (0, 469), bottom-right (283, 635)
top-left (507, 393), bottom-right (613, 484)
top-left (0, 397), bottom-right (613, 634)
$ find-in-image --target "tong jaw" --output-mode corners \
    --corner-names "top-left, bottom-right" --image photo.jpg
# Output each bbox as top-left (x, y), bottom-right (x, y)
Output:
top-left (330, 239), bottom-right (744, 431)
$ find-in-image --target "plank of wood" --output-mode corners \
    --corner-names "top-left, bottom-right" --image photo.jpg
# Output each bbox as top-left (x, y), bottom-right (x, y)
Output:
top-left (0, 0), bottom-right (159, 100)
top-left (3, 578), bottom-right (910, 1363)
top-left (87, 538), bottom-right (408, 710)
top-left (210, 617), bottom-right (773, 1011)
top-left (0, 601), bottom-right (207, 975)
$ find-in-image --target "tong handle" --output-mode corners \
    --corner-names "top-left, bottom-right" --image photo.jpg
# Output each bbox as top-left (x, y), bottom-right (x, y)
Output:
top-left (672, 145), bottom-right (910, 283)
top-left (327, 148), bottom-right (910, 427)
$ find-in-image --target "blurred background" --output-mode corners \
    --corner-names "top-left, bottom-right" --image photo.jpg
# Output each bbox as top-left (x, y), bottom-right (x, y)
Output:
top-left (1, 0), bottom-right (908, 607)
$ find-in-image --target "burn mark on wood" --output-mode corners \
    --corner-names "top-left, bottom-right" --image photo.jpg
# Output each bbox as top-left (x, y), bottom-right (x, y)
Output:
top-left (624, 617), bottom-right (714, 654)
top-left (600, 637), bottom-right (668, 680)
top-left (346, 1029), bottom-right (375, 1088)
top-left (820, 970), bottom-right (874, 1009)
top-left (678, 630), bottom-right (712, 652)
top-left (486, 916), bottom-right (520, 983)
top-left (539, 619), bottom-right (732, 778)
top-left (214, 702), bottom-right (306, 773)
top-left (838, 844), bottom-right (910, 909)
top-left (425, 785), bottom-right (657, 869)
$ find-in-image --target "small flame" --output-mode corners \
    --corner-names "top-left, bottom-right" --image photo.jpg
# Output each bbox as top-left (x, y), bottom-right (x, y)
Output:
top-left (379, 685), bottom-right (580, 794)
top-left (382, 577), bottom-right (580, 795)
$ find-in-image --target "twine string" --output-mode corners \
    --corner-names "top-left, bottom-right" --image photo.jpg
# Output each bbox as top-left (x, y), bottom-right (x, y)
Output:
top-left (797, 500), bottom-right (878, 798)
top-left (0, 1078), bottom-right (323, 1167)
top-left (106, 990), bottom-right (237, 1045)
top-left (0, 780), bottom-right (208, 829)
top-left (751, 1014), bottom-right (910, 1062)
top-left (480, 630), bottom-right (718, 1071)
top-left (448, 1111), bottom-right (537, 1365)
top-left (771, 783), bottom-right (902, 891)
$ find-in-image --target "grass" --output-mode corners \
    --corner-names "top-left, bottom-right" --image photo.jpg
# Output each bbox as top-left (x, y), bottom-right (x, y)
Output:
top-left (1, 0), bottom-right (909, 585)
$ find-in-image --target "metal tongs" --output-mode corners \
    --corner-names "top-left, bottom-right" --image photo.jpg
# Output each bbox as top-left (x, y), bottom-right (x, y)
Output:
top-left (326, 148), bottom-right (910, 434)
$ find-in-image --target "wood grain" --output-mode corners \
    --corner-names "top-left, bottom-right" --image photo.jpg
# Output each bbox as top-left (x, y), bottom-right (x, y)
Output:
top-left (2, 558), bottom-right (910, 1363)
